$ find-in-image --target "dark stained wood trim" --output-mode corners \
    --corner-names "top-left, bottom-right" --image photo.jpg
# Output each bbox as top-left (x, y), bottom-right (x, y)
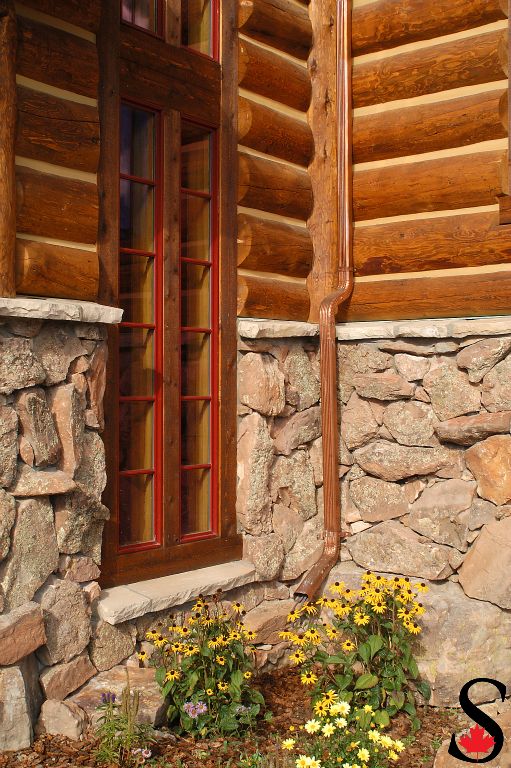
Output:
top-left (0, 0), bottom-right (16, 297)
top-left (18, 0), bottom-right (102, 33)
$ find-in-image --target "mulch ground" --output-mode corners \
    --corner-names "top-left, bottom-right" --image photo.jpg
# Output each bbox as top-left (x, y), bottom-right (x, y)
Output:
top-left (0, 669), bottom-right (466, 768)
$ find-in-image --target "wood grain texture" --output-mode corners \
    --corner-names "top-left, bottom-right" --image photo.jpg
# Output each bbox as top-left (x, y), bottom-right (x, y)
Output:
top-left (15, 238), bottom-right (98, 299)
top-left (237, 212), bottom-right (313, 276)
top-left (337, 270), bottom-right (511, 321)
top-left (352, 0), bottom-right (507, 57)
top-left (16, 86), bottom-right (100, 173)
top-left (238, 150), bottom-right (313, 220)
top-left (354, 211), bottom-right (511, 276)
top-left (353, 151), bottom-right (506, 221)
top-left (237, 273), bottom-right (310, 319)
top-left (18, 0), bottom-right (101, 33)
top-left (353, 30), bottom-right (507, 108)
top-left (0, 0), bottom-right (16, 297)
top-left (354, 89), bottom-right (507, 163)
top-left (16, 166), bottom-right (98, 243)
top-left (239, 38), bottom-right (311, 112)
top-left (238, 95), bottom-right (313, 166)
top-left (17, 16), bottom-right (99, 99)
top-left (238, 0), bottom-right (313, 60)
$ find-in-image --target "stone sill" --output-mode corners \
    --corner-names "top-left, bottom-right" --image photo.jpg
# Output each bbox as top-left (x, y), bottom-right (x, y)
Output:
top-left (96, 560), bottom-right (257, 625)
top-left (238, 315), bottom-right (511, 341)
top-left (0, 296), bottom-right (123, 324)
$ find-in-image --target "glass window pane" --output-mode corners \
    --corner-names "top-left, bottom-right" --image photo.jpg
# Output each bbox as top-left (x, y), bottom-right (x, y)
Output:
top-left (181, 400), bottom-right (210, 465)
top-left (181, 468), bottom-right (210, 535)
top-left (181, 263), bottom-right (210, 328)
top-left (122, 0), bottom-right (159, 33)
top-left (181, 194), bottom-right (210, 261)
top-left (182, 0), bottom-right (212, 56)
top-left (181, 123), bottom-right (210, 192)
top-left (181, 332), bottom-right (210, 396)
top-left (120, 474), bottom-right (154, 546)
top-left (119, 327), bottom-right (154, 396)
top-left (120, 254), bottom-right (154, 324)
top-left (119, 402), bottom-right (154, 471)
top-left (121, 105), bottom-right (155, 181)
top-left (120, 179), bottom-right (155, 252)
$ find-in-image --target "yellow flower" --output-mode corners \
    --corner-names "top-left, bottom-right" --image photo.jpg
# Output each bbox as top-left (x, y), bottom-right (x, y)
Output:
top-left (380, 735), bottom-right (394, 749)
top-left (165, 670), bottom-right (180, 681)
top-left (304, 628), bottom-right (321, 644)
top-left (370, 602), bottom-right (386, 615)
top-left (397, 606), bottom-right (413, 621)
top-left (414, 582), bottom-right (429, 593)
top-left (334, 717), bottom-right (347, 728)
top-left (335, 701), bottom-right (351, 716)
top-left (300, 671), bottom-right (318, 685)
top-left (368, 730), bottom-right (380, 743)
top-left (412, 601), bottom-right (426, 616)
top-left (216, 655), bottom-right (226, 665)
top-left (146, 629), bottom-right (158, 640)
top-left (329, 702), bottom-right (345, 716)
top-left (244, 629), bottom-right (257, 641)
top-left (153, 634), bottom-right (167, 648)
top-left (357, 749), bottom-right (370, 763)
top-left (137, 651), bottom-right (148, 661)
top-left (363, 705), bottom-right (373, 714)
top-left (287, 609), bottom-right (302, 623)
top-left (388, 751), bottom-right (399, 761)
top-left (393, 740), bottom-right (405, 753)
top-left (313, 700), bottom-right (329, 717)
top-left (296, 757), bottom-right (310, 768)
top-left (342, 640), bottom-right (356, 653)
top-left (334, 602), bottom-right (352, 618)
top-left (244, 671), bottom-right (252, 679)
top-left (329, 581), bottom-right (345, 594)
top-left (302, 603), bottom-right (317, 615)
top-left (361, 571), bottom-right (373, 583)
top-left (229, 631), bottom-right (242, 641)
top-left (206, 688), bottom-right (214, 695)
top-left (289, 650), bottom-right (306, 665)
top-left (232, 601), bottom-right (245, 614)
top-left (279, 630), bottom-right (294, 640)
top-left (218, 681), bottom-right (229, 691)
top-left (316, 596), bottom-right (328, 607)
top-left (309, 758), bottom-right (322, 768)
top-left (170, 642), bottom-right (182, 653)
top-left (304, 719), bottom-right (321, 734)
top-left (322, 723), bottom-right (335, 737)
top-left (324, 625), bottom-right (339, 640)
top-left (406, 621), bottom-right (421, 635)
top-left (282, 738), bottom-right (296, 750)
top-left (322, 690), bottom-right (338, 704)
top-left (292, 633), bottom-right (307, 647)
top-left (353, 611), bottom-right (370, 626)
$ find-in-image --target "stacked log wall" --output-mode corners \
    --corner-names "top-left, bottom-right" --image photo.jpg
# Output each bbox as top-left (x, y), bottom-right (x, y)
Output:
top-left (12, 1), bottom-right (100, 301)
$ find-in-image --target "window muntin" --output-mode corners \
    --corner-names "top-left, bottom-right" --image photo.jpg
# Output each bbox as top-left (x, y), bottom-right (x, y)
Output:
top-left (121, 0), bottom-right (162, 35)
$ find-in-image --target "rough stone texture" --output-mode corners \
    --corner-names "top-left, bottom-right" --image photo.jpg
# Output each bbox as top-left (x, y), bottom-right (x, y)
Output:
top-left (243, 533), bottom-right (285, 580)
top-left (352, 372), bottom-right (414, 401)
top-left (423, 364), bottom-right (480, 421)
top-left (0, 665), bottom-right (33, 751)
top-left (434, 712), bottom-right (511, 768)
top-left (48, 384), bottom-right (85, 476)
top-left (19, 436), bottom-right (35, 466)
top-left (457, 336), bottom-right (511, 383)
top-left (459, 519), bottom-right (511, 608)
top-left (354, 440), bottom-right (463, 481)
top-left (35, 577), bottom-right (91, 665)
top-left (89, 620), bottom-right (137, 672)
top-left (75, 430), bottom-right (106, 499)
top-left (7, 318), bottom-right (43, 337)
top-left (273, 406), bottom-right (322, 455)
top-left (281, 507), bottom-right (324, 581)
top-left (407, 479), bottom-right (476, 551)
top-left (236, 413), bottom-right (274, 535)
top-left (340, 392), bottom-right (379, 449)
top-left (35, 700), bottom-right (87, 740)
top-left (394, 353), bottom-right (430, 381)
top-left (0, 488), bottom-right (16, 561)
top-left (347, 520), bottom-right (453, 580)
top-left (481, 355), bottom-right (511, 412)
top-left (0, 406), bottom-right (18, 486)
top-left (85, 342), bottom-right (107, 431)
top-left (0, 497), bottom-right (59, 611)
top-left (349, 476), bottom-right (409, 522)
top-left (466, 435), bottom-right (511, 505)
top-left (272, 503), bottom-right (303, 553)
top-left (69, 666), bottom-right (167, 727)
top-left (309, 436), bottom-right (353, 486)
top-left (244, 599), bottom-right (296, 643)
top-left (0, 297), bottom-right (122, 325)
top-left (468, 498), bottom-right (497, 530)
top-left (270, 450), bottom-right (317, 521)
top-left (9, 464), bottom-right (76, 497)
top-left (0, 602), bottom-right (46, 665)
top-left (435, 411), bottom-right (511, 446)
top-left (59, 555), bottom-right (101, 583)
top-left (383, 401), bottom-right (439, 447)
top-left (39, 651), bottom-right (96, 700)
top-left (283, 345), bottom-right (320, 411)
top-left (0, 337), bottom-right (45, 395)
top-left (337, 343), bottom-right (392, 403)
top-left (54, 487), bottom-right (110, 564)
top-left (15, 389), bottom-right (60, 467)
top-left (238, 352), bottom-right (285, 416)
top-left (33, 323), bottom-right (86, 386)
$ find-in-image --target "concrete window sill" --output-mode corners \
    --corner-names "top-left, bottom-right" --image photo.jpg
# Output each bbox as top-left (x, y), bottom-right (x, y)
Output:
top-left (0, 295), bottom-right (123, 324)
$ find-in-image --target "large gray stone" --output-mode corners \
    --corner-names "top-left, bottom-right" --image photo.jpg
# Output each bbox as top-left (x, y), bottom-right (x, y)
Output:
top-left (337, 343), bottom-right (392, 404)
top-left (407, 479), bottom-right (476, 551)
top-left (243, 533), bottom-right (285, 581)
top-left (347, 520), bottom-right (453, 580)
top-left (236, 413), bottom-right (274, 535)
top-left (466, 435), bottom-right (511, 506)
top-left (283, 345), bottom-right (320, 411)
top-left (340, 392), bottom-right (379, 450)
top-left (35, 576), bottom-right (91, 665)
top-left (238, 352), bottom-right (285, 416)
top-left (482, 355), bottom-right (511, 412)
top-left (15, 388), bottom-right (60, 467)
top-left (383, 401), bottom-right (439, 447)
top-left (273, 406), bottom-right (322, 455)
top-left (281, 509), bottom-right (324, 581)
top-left (0, 488), bottom-right (16, 561)
top-left (36, 700), bottom-right (88, 740)
top-left (40, 651), bottom-right (96, 700)
top-left (54, 487), bottom-right (110, 564)
top-left (352, 372), bottom-right (414, 401)
top-left (0, 497), bottom-right (59, 611)
top-left (270, 450), bottom-right (317, 521)
top-left (32, 322), bottom-right (86, 385)
top-left (423, 364), bottom-right (480, 421)
top-left (75, 430), bottom-right (106, 499)
top-left (435, 411), bottom-right (511, 446)
top-left (244, 599), bottom-right (296, 644)
top-left (459, 518), bottom-right (511, 609)
top-left (354, 440), bottom-right (463, 481)
top-left (457, 336), bottom-right (511, 383)
top-left (0, 406), bottom-right (18, 487)
top-left (350, 476), bottom-right (409, 522)
top-left (0, 337), bottom-right (45, 395)
top-left (89, 619), bottom-right (137, 672)
top-left (0, 665), bottom-right (33, 751)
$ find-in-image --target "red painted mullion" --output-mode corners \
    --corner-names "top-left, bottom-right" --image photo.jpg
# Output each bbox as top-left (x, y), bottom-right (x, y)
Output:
top-left (120, 247), bottom-right (156, 258)
top-left (121, 171), bottom-right (156, 186)
top-left (181, 187), bottom-right (212, 200)
top-left (181, 395), bottom-right (212, 402)
top-left (180, 256), bottom-right (212, 266)
top-left (181, 463), bottom-right (212, 471)
top-left (120, 468), bottom-right (156, 477)
top-left (210, 123), bottom-right (219, 538)
top-left (120, 321), bottom-right (156, 329)
top-left (181, 326), bottom-right (212, 334)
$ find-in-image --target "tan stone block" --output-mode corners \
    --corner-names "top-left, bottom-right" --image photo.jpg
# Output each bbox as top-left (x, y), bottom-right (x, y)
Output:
top-left (40, 651), bottom-right (96, 700)
top-left (466, 435), bottom-right (511, 506)
top-left (0, 602), bottom-right (46, 665)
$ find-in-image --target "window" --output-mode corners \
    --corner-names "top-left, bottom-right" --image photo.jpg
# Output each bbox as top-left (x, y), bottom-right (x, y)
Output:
top-left (98, 0), bottom-right (238, 587)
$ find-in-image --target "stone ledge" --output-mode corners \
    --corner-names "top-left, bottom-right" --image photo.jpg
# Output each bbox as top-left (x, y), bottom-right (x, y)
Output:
top-left (0, 296), bottom-right (123, 325)
top-left (97, 560), bottom-right (257, 625)
top-left (238, 316), bottom-right (511, 341)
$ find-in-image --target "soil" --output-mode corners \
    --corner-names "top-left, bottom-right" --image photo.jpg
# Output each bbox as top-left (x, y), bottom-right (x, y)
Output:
top-left (0, 669), bottom-right (466, 768)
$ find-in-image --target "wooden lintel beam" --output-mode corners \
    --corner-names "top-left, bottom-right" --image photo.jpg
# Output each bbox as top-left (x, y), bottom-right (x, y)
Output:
top-left (0, 0), bottom-right (16, 297)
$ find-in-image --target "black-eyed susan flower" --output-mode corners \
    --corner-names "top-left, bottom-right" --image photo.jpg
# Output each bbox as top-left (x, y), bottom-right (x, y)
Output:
top-left (341, 639), bottom-right (356, 653)
top-left (330, 581), bottom-right (345, 594)
top-left (300, 670), bottom-right (318, 685)
top-left (232, 601), bottom-right (245, 614)
top-left (406, 621), bottom-right (421, 634)
top-left (287, 608), bottom-right (302, 623)
top-left (165, 670), bottom-right (180, 682)
top-left (313, 700), bottom-right (329, 717)
top-left (244, 629), bottom-right (257, 641)
top-left (215, 655), bottom-right (226, 665)
top-left (154, 634), bottom-right (167, 648)
top-left (414, 581), bottom-right (429, 593)
top-left (353, 611), bottom-right (370, 626)
top-left (206, 688), bottom-right (214, 696)
top-left (244, 671), bottom-right (252, 679)
top-left (321, 690), bottom-right (338, 704)
top-left (218, 681), bottom-right (229, 691)
top-left (289, 650), bottom-right (306, 665)
top-left (137, 650), bottom-right (148, 662)
top-left (302, 603), bottom-right (317, 615)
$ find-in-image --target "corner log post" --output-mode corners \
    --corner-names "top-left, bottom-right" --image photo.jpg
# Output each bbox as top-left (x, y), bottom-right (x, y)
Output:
top-left (0, 0), bottom-right (16, 297)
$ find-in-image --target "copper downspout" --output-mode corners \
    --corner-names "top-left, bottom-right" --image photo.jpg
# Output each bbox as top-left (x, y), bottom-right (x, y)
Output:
top-left (295, 0), bottom-right (353, 602)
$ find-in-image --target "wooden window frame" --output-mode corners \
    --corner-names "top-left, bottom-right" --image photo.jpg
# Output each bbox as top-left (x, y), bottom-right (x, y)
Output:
top-left (98, 0), bottom-right (239, 587)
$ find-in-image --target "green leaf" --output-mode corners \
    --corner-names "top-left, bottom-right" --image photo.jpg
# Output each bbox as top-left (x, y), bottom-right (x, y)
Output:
top-left (367, 634), bottom-right (384, 659)
top-left (358, 642), bottom-right (371, 665)
top-left (403, 701), bottom-right (417, 717)
top-left (388, 691), bottom-right (405, 709)
top-left (186, 671), bottom-right (199, 697)
top-left (155, 667), bottom-right (166, 687)
top-left (334, 674), bottom-right (353, 690)
top-left (355, 673), bottom-right (379, 690)
top-left (326, 654), bottom-right (346, 664)
top-left (373, 710), bottom-right (390, 728)
top-left (416, 680), bottom-right (431, 701)
top-left (407, 657), bottom-right (419, 679)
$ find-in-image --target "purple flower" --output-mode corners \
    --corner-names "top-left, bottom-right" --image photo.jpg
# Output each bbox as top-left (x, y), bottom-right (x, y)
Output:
top-left (183, 700), bottom-right (208, 719)
top-left (100, 691), bottom-right (116, 705)
top-left (142, 749), bottom-right (152, 759)
top-left (195, 701), bottom-right (208, 715)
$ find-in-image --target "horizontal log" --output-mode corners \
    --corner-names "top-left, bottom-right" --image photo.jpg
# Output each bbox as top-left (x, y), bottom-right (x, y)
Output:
top-left (239, 38), bottom-right (311, 112)
top-left (0, 0), bottom-right (16, 298)
top-left (353, 30), bottom-right (507, 108)
top-left (237, 212), bottom-right (313, 276)
top-left (238, 0), bottom-right (312, 60)
top-left (354, 89), bottom-right (507, 163)
top-left (238, 96), bottom-right (314, 166)
top-left (354, 211), bottom-right (511, 276)
top-left (353, 150), bottom-right (506, 221)
top-left (337, 270), bottom-right (511, 322)
top-left (352, 0), bottom-right (507, 57)
top-left (16, 166), bottom-right (98, 243)
top-left (17, 17), bottom-right (99, 99)
top-left (237, 273), bottom-right (310, 320)
top-left (499, 193), bottom-right (511, 224)
top-left (16, 86), bottom-right (100, 173)
top-left (15, 238), bottom-right (98, 300)
top-left (18, 0), bottom-right (101, 33)
top-left (238, 150), bottom-right (313, 220)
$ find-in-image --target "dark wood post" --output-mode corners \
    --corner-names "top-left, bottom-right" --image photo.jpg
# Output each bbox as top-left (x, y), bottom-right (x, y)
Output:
top-left (0, 0), bottom-right (17, 297)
